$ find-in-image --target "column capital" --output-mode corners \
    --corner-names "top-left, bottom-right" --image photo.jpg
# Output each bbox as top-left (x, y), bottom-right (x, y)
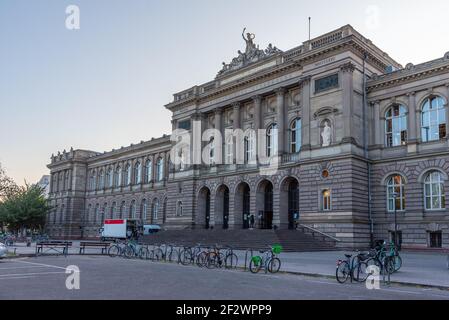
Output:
top-left (252, 95), bottom-right (262, 103)
top-left (340, 62), bottom-right (355, 73)
top-left (214, 108), bottom-right (223, 116)
top-left (406, 91), bottom-right (416, 97)
top-left (232, 102), bottom-right (241, 109)
top-left (275, 87), bottom-right (286, 96)
top-left (299, 76), bottom-right (311, 87)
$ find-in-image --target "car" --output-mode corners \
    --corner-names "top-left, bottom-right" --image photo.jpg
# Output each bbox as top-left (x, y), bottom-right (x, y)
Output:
top-left (0, 242), bottom-right (7, 259)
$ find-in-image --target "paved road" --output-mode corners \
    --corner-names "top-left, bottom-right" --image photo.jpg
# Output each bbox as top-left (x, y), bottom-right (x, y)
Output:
top-left (1, 256), bottom-right (449, 300)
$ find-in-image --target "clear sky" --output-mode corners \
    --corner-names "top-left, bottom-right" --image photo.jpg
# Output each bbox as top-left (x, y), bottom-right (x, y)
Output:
top-left (1, 0), bottom-right (448, 185)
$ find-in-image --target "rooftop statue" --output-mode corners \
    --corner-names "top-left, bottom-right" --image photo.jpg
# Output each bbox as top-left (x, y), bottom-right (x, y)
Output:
top-left (217, 28), bottom-right (281, 77)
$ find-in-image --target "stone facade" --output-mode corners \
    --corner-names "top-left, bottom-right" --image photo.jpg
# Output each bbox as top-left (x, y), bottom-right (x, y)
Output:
top-left (47, 25), bottom-right (449, 249)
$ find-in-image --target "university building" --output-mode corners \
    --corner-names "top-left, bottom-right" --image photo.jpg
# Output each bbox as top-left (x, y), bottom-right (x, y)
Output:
top-left (47, 25), bottom-right (449, 249)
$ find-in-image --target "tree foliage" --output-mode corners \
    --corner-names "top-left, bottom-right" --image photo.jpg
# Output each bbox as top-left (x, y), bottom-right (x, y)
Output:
top-left (0, 181), bottom-right (51, 232)
top-left (0, 164), bottom-right (19, 200)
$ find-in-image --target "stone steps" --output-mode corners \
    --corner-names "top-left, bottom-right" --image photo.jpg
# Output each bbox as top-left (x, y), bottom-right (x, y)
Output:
top-left (142, 229), bottom-right (337, 252)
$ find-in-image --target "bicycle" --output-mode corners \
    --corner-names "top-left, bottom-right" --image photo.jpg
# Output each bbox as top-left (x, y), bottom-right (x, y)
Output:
top-left (179, 244), bottom-right (203, 266)
top-left (108, 241), bottom-right (126, 257)
top-left (336, 252), bottom-right (370, 284)
top-left (249, 245), bottom-right (282, 274)
top-left (152, 244), bottom-right (180, 263)
top-left (224, 246), bottom-right (239, 269)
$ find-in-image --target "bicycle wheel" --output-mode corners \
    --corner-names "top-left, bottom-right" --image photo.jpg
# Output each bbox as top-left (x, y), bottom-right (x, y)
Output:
top-left (108, 245), bottom-right (121, 258)
top-left (168, 248), bottom-right (180, 263)
top-left (153, 248), bottom-right (163, 261)
top-left (179, 249), bottom-right (193, 265)
top-left (123, 246), bottom-right (135, 259)
top-left (353, 261), bottom-right (369, 282)
top-left (336, 261), bottom-right (350, 284)
top-left (249, 258), bottom-right (262, 274)
top-left (206, 252), bottom-right (218, 269)
top-left (196, 251), bottom-right (208, 268)
top-left (138, 247), bottom-right (149, 260)
top-left (268, 257), bottom-right (281, 273)
top-left (393, 255), bottom-right (402, 272)
top-left (225, 253), bottom-right (239, 269)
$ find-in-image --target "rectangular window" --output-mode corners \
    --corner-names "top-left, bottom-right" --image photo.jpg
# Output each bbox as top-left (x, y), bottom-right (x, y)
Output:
top-left (178, 120), bottom-right (191, 131)
top-left (429, 231), bottom-right (442, 248)
top-left (322, 189), bottom-right (331, 211)
top-left (315, 74), bottom-right (339, 93)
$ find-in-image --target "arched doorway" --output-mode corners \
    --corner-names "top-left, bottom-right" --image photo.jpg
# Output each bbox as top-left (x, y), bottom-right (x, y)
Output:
top-left (215, 185), bottom-right (230, 229)
top-left (256, 180), bottom-right (274, 229)
top-left (235, 182), bottom-right (251, 229)
top-left (198, 187), bottom-right (211, 229)
top-left (280, 177), bottom-right (300, 229)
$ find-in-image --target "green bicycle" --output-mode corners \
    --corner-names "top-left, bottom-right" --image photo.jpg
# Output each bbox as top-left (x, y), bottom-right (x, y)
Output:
top-left (249, 245), bottom-right (282, 274)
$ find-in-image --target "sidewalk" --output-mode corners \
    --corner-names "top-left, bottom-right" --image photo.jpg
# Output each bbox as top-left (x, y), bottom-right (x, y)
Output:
top-left (6, 242), bottom-right (449, 289)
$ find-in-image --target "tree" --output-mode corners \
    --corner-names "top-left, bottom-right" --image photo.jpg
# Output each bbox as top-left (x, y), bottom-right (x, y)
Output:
top-left (0, 164), bottom-right (19, 201)
top-left (0, 183), bottom-right (51, 233)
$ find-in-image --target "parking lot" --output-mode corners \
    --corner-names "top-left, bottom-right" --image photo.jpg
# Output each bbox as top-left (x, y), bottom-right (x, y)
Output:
top-left (1, 255), bottom-right (449, 300)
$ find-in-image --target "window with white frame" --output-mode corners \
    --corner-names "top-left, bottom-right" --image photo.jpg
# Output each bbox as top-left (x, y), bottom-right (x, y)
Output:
top-left (225, 136), bottom-right (233, 164)
top-left (98, 170), bottom-right (105, 189)
top-left (266, 123), bottom-right (278, 157)
top-left (106, 168), bottom-right (113, 188)
top-left (244, 130), bottom-right (255, 164)
top-left (421, 96), bottom-right (446, 142)
top-left (115, 166), bottom-right (122, 187)
top-left (124, 164), bottom-right (131, 186)
top-left (290, 118), bottom-right (302, 153)
top-left (152, 199), bottom-right (159, 220)
top-left (156, 158), bottom-right (164, 182)
top-left (134, 162), bottom-right (141, 184)
top-left (130, 200), bottom-right (136, 219)
top-left (385, 105), bottom-right (407, 147)
top-left (145, 160), bottom-right (152, 183)
top-left (89, 171), bottom-right (96, 191)
top-left (424, 171), bottom-right (446, 210)
top-left (120, 201), bottom-right (126, 219)
top-left (387, 175), bottom-right (405, 212)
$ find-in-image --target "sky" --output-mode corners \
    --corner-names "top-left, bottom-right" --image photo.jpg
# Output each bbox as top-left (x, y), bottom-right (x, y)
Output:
top-left (0, 0), bottom-right (448, 185)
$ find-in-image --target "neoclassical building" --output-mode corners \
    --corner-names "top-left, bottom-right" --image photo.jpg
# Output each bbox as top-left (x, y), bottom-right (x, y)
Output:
top-left (47, 25), bottom-right (449, 249)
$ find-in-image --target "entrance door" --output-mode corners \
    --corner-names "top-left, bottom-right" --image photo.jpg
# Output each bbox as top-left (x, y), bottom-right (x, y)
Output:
top-left (288, 180), bottom-right (299, 229)
top-left (223, 188), bottom-right (229, 229)
top-left (261, 183), bottom-right (273, 229)
top-left (242, 185), bottom-right (250, 229)
top-left (205, 190), bottom-right (211, 229)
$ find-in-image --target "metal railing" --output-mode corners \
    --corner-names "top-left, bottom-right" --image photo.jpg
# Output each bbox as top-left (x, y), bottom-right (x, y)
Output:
top-left (298, 224), bottom-right (341, 242)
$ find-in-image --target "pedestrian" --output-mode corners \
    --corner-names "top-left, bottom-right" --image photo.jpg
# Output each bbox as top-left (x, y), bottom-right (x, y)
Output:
top-left (250, 214), bottom-right (255, 229)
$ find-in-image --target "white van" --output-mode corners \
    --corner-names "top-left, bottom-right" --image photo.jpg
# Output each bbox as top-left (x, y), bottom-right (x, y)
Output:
top-left (100, 219), bottom-right (141, 241)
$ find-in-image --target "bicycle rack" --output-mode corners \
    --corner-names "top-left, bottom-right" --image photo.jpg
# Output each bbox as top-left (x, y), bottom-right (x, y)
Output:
top-left (244, 248), bottom-right (253, 271)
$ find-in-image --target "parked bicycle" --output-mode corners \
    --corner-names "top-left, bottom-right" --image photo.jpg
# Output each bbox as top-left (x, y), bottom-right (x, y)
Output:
top-left (249, 245), bottom-right (282, 274)
top-left (336, 251), bottom-right (370, 284)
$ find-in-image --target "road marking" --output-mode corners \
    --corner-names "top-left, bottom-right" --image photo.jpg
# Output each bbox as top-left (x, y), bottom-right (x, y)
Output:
top-left (0, 271), bottom-right (67, 277)
top-left (12, 260), bottom-right (69, 271)
top-left (0, 276), bottom-right (38, 280)
top-left (0, 265), bottom-right (55, 270)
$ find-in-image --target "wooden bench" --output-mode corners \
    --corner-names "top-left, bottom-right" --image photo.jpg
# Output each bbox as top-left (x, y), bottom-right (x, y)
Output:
top-left (36, 241), bottom-right (72, 257)
top-left (79, 242), bottom-right (111, 255)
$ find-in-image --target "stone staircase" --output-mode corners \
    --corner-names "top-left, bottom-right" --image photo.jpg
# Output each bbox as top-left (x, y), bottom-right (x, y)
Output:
top-left (142, 228), bottom-right (337, 252)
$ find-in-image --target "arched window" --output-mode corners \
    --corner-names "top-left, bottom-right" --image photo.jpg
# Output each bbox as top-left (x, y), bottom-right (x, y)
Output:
top-left (110, 202), bottom-right (116, 219)
top-left (141, 199), bottom-right (147, 221)
top-left (106, 168), bottom-right (113, 188)
top-left (101, 203), bottom-right (107, 223)
top-left (114, 166), bottom-right (122, 187)
top-left (290, 118), bottom-right (302, 153)
top-left (421, 96), bottom-right (446, 142)
top-left (124, 164), bottom-right (131, 186)
top-left (266, 123), bottom-right (278, 157)
top-left (424, 171), bottom-right (446, 210)
top-left (94, 204), bottom-right (100, 224)
top-left (322, 189), bottom-right (331, 211)
top-left (152, 199), bottom-right (159, 221)
top-left (134, 162), bottom-right (141, 184)
top-left (225, 136), bottom-right (233, 164)
top-left (145, 160), bottom-right (152, 183)
top-left (156, 158), bottom-right (164, 182)
top-left (386, 175), bottom-right (405, 212)
top-left (176, 201), bottom-right (183, 217)
top-left (385, 105), bottom-right (407, 147)
top-left (130, 200), bottom-right (136, 219)
top-left (64, 171), bottom-right (70, 190)
top-left (120, 201), bottom-right (126, 219)
top-left (98, 170), bottom-right (105, 189)
top-left (244, 130), bottom-right (255, 164)
top-left (89, 171), bottom-right (96, 191)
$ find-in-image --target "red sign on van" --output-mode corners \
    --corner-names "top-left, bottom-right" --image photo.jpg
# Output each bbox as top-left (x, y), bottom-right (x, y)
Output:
top-left (104, 219), bottom-right (124, 225)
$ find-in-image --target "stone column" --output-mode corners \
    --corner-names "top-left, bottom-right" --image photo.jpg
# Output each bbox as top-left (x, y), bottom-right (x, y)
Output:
top-left (253, 95), bottom-right (262, 131)
top-left (214, 108), bottom-right (223, 164)
top-left (407, 92), bottom-right (417, 143)
top-left (276, 88), bottom-right (286, 155)
top-left (341, 62), bottom-right (355, 143)
top-left (300, 77), bottom-right (311, 150)
top-left (233, 103), bottom-right (241, 130)
top-left (373, 101), bottom-right (382, 147)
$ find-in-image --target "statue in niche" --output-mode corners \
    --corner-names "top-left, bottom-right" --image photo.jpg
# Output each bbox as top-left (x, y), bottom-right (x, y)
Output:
top-left (321, 121), bottom-right (332, 147)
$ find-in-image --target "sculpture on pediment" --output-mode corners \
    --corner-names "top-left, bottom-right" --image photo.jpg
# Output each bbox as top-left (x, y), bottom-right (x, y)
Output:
top-left (217, 28), bottom-right (282, 77)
